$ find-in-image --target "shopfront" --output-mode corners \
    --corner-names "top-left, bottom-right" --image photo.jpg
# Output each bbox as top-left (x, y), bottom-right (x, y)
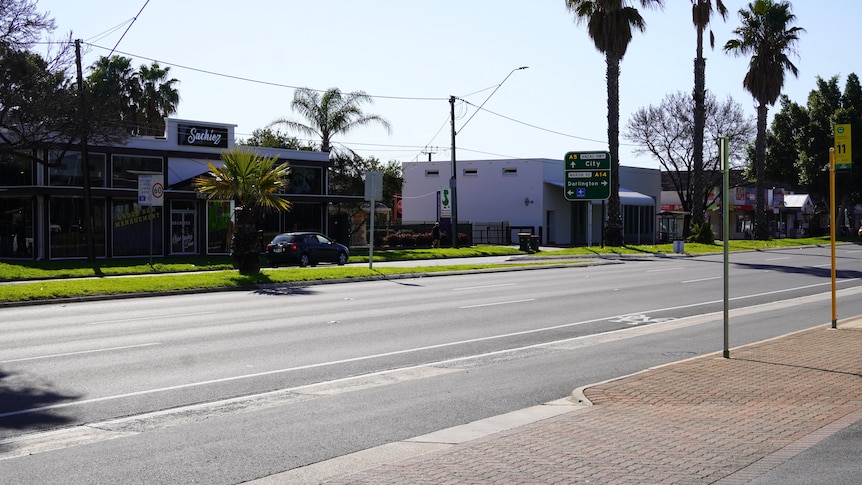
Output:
top-left (0, 118), bottom-right (338, 261)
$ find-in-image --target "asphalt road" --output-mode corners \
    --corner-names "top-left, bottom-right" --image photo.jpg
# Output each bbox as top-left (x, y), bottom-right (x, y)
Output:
top-left (1, 245), bottom-right (861, 483)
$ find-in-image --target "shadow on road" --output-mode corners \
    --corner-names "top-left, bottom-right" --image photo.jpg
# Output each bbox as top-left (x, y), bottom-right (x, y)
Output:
top-left (0, 368), bottom-right (80, 453)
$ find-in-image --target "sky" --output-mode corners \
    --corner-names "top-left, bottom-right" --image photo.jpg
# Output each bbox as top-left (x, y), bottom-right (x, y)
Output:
top-left (33, 1), bottom-right (862, 172)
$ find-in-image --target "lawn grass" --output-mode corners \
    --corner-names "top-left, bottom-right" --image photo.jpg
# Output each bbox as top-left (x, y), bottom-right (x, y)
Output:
top-left (0, 237), bottom-right (846, 304)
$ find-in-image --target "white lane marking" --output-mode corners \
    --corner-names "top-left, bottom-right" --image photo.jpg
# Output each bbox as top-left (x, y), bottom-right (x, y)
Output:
top-left (460, 299), bottom-right (535, 309)
top-left (646, 267), bottom-right (682, 273)
top-left (813, 264), bottom-right (832, 268)
top-left (86, 311), bottom-right (218, 325)
top-left (452, 283), bottom-right (516, 291)
top-left (0, 343), bottom-right (161, 364)
top-left (765, 257), bottom-right (791, 261)
top-left (682, 277), bottom-right (721, 284)
top-left (4, 278), bottom-right (860, 420)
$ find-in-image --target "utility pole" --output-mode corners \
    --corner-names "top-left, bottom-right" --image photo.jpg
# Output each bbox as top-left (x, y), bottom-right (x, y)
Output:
top-left (449, 95), bottom-right (458, 248)
top-left (75, 39), bottom-right (96, 263)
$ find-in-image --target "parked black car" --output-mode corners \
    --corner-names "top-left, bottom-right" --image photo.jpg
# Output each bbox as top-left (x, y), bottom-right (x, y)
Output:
top-left (265, 232), bottom-right (349, 267)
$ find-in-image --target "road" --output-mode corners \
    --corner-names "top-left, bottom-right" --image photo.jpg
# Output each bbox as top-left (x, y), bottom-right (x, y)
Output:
top-left (1, 245), bottom-right (861, 484)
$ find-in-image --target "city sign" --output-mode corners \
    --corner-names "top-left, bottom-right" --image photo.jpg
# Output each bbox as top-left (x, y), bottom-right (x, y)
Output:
top-left (564, 151), bottom-right (611, 201)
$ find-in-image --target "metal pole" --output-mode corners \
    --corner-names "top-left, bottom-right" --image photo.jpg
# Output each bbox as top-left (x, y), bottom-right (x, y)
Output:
top-left (450, 95), bottom-right (458, 249)
top-left (721, 137), bottom-right (730, 358)
top-left (830, 148), bottom-right (837, 328)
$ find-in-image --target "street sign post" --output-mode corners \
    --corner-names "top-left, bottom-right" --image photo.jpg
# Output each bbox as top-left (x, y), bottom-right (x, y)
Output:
top-left (564, 151), bottom-right (611, 201)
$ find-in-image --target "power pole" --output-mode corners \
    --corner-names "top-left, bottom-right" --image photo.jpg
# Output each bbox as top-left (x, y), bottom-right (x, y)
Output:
top-left (449, 95), bottom-right (458, 248)
top-left (75, 39), bottom-right (96, 263)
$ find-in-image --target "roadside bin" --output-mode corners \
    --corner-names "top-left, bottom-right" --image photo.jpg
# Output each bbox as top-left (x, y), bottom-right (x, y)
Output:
top-left (518, 233), bottom-right (531, 251)
top-left (529, 235), bottom-right (540, 252)
top-left (673, 239), bottom-right (685, 254)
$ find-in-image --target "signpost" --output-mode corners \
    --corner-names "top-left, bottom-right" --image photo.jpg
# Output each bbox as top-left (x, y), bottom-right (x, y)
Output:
top-left (564, 151), bottom-right (611, 201)
top-left (364, 171), bottom-right (383, 269)
top-left (138, 175), bottom-right (163, 265)
top-left (834, 124), bottom-right (852, 170)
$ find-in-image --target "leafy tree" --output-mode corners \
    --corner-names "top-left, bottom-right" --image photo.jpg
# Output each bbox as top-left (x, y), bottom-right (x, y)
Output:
top-left (691, 1), bottom-right (728, 228)
top-left (135, 62), bottom-right (179, 136)
top-left (268, 87), bottom-right (391, 155)
top-left (86, 56), bottom-right (179, 136)
top-left (238, 127), bottom-right (316, 150)
top-left (764, 95), bottom-right (809, 188)
top-left (194, 147), bottom-right (291, 274)
top-left (626, 91), bottom-right (754, 232)
top-left (564, 0), bottom-right (665, 246)
top-left (724, 0), bottom-right (803, 239)
top-left (0, 0), bottom-right (55, 49)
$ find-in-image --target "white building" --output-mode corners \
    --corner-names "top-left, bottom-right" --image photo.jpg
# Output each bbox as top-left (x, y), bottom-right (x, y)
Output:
top-left (402, 158), bottom-right (660, 246)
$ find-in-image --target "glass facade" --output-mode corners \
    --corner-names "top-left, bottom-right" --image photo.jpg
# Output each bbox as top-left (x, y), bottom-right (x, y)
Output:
top-left (0, 198), bottom-right (34, 258)
top-left (112, 155), bottom-right (163, 188)
top-left (48, 151), bottom-right (106, 187)
top-left (112, 200), bottom-right (163, 257)
top-left (49, 197), bottom-right (106, 258)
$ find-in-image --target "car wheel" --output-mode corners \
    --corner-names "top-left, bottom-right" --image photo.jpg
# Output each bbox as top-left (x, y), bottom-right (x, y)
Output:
top-left (337, 252), bottom-right (348, 265)
top-left (299, 253), bottom-right (310, 267)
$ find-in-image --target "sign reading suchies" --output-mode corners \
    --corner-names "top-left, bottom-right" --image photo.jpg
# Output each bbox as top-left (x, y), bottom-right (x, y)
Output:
top-left (178, 124), bottom-right (228, 148)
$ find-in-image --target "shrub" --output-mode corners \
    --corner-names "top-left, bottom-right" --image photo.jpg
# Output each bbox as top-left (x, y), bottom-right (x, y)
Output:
top-left (687, 222), bottom-right (715, 244)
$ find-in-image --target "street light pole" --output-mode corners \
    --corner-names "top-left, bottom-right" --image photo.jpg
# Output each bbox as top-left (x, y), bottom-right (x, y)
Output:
top-left (449, 66), bottom-right (528, 249)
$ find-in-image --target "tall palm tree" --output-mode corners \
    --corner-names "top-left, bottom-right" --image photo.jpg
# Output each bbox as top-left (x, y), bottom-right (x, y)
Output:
top-left (87, 55), bottom-right (138, 130)
top-left (565, 0), bottom-right (664, 246)
top-left (194, 146), bottom-right (291, 274)
top-left (691, 0), bottom-right (727, 231)
top-left (135, 62), bottom-right (179, 136)
top-left (269, 87), bottom-right (391, 155)
top-left (724, 0), bottom-right (803, 240)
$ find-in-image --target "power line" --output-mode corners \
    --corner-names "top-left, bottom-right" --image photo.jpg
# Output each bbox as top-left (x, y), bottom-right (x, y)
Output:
top-left (108, 0), bottom-right (151, 56)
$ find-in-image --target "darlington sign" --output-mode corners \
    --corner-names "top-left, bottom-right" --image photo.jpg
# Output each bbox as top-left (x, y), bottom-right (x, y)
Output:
top-left (177, 124), bottom-right (228, 148)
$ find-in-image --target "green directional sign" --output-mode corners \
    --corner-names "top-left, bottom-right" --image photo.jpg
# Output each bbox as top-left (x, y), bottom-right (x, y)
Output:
top-left (564, 151), bottom-right (611, 201)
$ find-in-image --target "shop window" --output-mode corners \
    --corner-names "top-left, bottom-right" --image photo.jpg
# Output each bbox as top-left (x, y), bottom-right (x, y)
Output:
top-left (48, 151), bottom-right (106, 187)
top-left (0, 152), bottom-right (34, 186)
top-left (206, 200), bottom-right (234, 254)
top-left (284, 166), bottom-right (322, 194)
top-left (425, 170), bottom-right (439, 177)
top-left (112, 155), bottom-right (163, 188)
top-left (49, 197), bottom-right (106, 258)
top-left (0, 198), bottom-right (34, 258)
top-left (111, 199), bottom-right (163, 257)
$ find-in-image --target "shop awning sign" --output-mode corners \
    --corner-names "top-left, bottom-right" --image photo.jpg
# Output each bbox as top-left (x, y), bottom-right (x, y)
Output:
top-left (138, 174), bottom-right (164, 207)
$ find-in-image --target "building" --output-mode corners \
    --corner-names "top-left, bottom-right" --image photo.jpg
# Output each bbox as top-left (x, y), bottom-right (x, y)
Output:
top-left (0, 118), bottom-right (358, 261)
top-left (401, 158), bottom-right (660, 246)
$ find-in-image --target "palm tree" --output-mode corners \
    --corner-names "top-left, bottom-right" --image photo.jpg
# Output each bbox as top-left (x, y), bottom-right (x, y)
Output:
top-left (724, 0), bottom-right (803, 240)
top-left (194, 147), bottom-right (291, 274)
top-left (691, 0), bottom-right (727, 232)
top-left (565, 0), bottom-right (664, 246)
top-left (269, 87), bottom-right (391, 155)
top-left (135, 62), bottom-right (179, 136)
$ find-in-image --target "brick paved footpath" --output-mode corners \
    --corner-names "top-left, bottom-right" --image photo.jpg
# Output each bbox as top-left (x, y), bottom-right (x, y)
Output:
top-left (321, 320), bottom-right (862, 484)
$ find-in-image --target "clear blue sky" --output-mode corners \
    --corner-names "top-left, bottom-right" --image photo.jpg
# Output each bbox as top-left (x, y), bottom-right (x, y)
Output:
top-left (35, 1), bottom-right (861, 169)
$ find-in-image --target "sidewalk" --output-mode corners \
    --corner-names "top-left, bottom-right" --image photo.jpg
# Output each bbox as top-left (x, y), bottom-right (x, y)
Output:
top-left (279, 318), bottom-right (862, 484)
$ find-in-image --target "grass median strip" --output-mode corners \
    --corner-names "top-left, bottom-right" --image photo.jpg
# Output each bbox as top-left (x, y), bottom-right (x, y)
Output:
top-left (0, 261), bottom-right (585, 303)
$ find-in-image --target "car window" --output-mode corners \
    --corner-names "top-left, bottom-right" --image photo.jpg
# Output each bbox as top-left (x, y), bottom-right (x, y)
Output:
top-left (317, 235), bottom-right (331, 244)
top-left (305, 235), bottom-right (318, 245)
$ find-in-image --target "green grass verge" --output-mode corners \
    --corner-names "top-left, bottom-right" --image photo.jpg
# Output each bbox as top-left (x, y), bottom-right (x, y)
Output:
top-left (0, 262), bottom-right (579, 303)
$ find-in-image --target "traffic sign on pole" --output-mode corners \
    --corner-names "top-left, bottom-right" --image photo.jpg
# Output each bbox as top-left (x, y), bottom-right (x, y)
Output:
top-left (834, 124), bottom-right (852, 170)
top-left (564, 151), bottom-right (611, 201)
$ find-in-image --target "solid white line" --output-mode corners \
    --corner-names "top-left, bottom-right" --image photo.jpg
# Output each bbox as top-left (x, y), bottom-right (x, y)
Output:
top-left (460, 298), bottom-right (535, 309)
top-left (646, 267), bottom-right (682, 273)
top-left (681, 277), bottom-right (721, 284)
top-left (813, 264), bottom-right (832, 268)
top-left (4, 278), bottom-right (860, 420)
top-left (765, 257), bottom-right (791, 261)
top-left (452, 283), bottom-right (516, 291)
top-left (0, 343), bottom-right (161, 364)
